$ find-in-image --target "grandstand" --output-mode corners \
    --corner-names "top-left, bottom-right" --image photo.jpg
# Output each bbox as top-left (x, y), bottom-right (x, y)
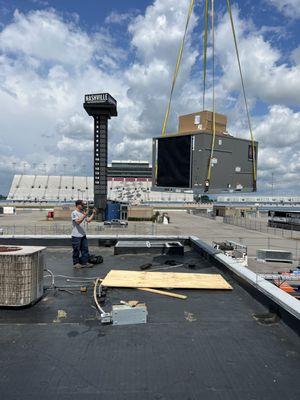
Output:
top-left (108, 160), bottom-right (152, 178)
top-left (216, 195), bottom-right (300, 204)
top-left (7, 175), bottom-right (194, 204)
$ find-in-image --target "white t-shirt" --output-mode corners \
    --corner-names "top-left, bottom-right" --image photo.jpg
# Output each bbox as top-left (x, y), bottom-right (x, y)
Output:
top-left (71, 210), bottom-right (87, 237)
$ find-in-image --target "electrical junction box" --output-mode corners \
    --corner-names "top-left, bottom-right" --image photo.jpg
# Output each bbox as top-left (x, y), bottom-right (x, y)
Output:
top-left (112, 303), bottom-right (148, 326)
top-left (152, 130), bottom-right (258, 194)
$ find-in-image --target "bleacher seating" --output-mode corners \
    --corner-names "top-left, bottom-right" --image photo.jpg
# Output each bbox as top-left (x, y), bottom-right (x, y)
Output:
top-left (12, 175), bottom-right (35, 201)
top-left (7, 175), bottom-right (194, 203)
top-left (29, 175), bottom-right (47, 201)
top-left (47, 176), bottom-right (61, 200)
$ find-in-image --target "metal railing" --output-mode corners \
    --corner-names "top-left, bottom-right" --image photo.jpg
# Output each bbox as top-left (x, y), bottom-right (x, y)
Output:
top-left (188, 209), bottom-right (216, 220)
top-left (0, 222), bottom-right (162, 236)
top-left (223, 216), bottom-right (300, 239)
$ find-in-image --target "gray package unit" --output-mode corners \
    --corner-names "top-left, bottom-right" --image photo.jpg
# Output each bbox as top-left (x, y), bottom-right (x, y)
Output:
top-left (0, 246), bottom-right (45, 307)
top-left (152, 131), bottom-right (258, 193)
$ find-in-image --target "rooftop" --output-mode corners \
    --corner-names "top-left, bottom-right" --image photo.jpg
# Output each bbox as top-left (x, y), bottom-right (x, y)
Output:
top-left (1, 240), bottom-right (299, 399)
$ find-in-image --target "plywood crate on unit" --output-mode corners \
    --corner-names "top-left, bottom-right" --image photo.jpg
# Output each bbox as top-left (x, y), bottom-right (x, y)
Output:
top-left (178, 111), bottom-right (227, 134)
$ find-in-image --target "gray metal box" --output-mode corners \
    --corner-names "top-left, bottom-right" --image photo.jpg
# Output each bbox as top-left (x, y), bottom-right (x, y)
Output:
top-left (112, 304), bottom-right (148, 326)
top-left (152, 131), bottom-right (258, 193)
top-left (114, 241), bottom-right (184, 256)
top-left (257, 249), bottom-right (293, 263)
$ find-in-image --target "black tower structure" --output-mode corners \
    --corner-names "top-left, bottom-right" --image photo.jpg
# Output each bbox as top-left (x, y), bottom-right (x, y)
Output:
top-left (83, 93), bottom-right (117, 220)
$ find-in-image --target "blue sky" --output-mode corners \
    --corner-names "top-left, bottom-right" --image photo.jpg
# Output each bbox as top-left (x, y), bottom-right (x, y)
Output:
top-left (0, 0), bottom-right (300, 195)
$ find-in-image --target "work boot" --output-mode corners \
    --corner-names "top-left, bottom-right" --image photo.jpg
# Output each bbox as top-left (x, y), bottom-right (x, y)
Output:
top-left (82, 263), bottom-right (94, 268)
top-left (73, 263), bottom-right (82, 269)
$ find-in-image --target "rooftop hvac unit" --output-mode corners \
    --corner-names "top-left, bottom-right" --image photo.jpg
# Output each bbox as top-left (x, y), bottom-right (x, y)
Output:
top-left (0, 246), bottom-right (45, 307)
top-left (152, 110), bottom-right (258, 193)
top-left (256, 249), bottom-right (293, 263)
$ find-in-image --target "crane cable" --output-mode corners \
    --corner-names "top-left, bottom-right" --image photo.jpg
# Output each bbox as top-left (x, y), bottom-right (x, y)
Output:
top-left (160, 0), bottom-right (257, 191)
top-left (202, 0), bottom-right (209, 111)
top-left (226, 0), bottom-right (257, 191)
top-left (161, 0), bottom-right (195, 136)
top-left (204, 0), bottom-right (216, 192)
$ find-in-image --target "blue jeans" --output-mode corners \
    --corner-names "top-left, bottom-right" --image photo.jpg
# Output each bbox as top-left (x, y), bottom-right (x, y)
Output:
top-left (71, 235), bottom-right (89, 265)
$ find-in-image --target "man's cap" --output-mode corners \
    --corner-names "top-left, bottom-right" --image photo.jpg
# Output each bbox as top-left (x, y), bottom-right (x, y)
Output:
top-left (75, 200), bottom-right (85, 206)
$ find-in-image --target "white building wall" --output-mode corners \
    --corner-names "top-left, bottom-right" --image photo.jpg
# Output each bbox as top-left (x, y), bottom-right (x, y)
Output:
top-left (217, 195), bottom-right (300, 203)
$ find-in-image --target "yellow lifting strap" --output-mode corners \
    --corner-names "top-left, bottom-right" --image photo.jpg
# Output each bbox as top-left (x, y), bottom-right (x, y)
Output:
top-left (161, 0), bottom-right (195, 136)
top-left (226, 0), bottom-right (257, 190)
top-left (204, 0), bottom-right (216, 191)
top-left (202, 0), bottom-right (209, 111)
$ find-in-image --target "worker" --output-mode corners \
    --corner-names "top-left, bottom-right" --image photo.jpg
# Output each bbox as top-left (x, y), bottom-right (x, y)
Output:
top-left (71, 200), bottom-right (96, 268)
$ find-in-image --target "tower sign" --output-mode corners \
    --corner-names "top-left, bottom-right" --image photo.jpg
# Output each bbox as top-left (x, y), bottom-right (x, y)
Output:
top-left (83, 92), bottom-right (117, 220)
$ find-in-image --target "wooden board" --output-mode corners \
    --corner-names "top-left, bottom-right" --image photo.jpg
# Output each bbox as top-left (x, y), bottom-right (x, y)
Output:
top-left (137, 288), bottom-right (187, 299)
top-left (101, 270), bottom-right (232, 290)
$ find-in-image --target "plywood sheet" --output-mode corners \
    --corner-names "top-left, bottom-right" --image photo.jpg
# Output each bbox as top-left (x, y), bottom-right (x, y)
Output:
top-left (101, 270), bottom-right (232, 290)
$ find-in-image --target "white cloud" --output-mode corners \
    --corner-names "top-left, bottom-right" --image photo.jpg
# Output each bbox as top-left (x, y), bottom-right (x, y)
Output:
top-left (248, 105), bottom-right (300, 192)
top-left (0, 9), bottom-right (93, 65)
top-left (57, 136), bottom-right (93, 152)
top-left (105, 11), bottom-right (136, 24)
top-left (254, 105), bottom-right (300, 148)
top-left (0, 1), bottom-right (299, 195)
top-left (114, 137), bottom-right (152, 161)
top-left (215, 7), bottom-right (300, 105)
top-left (56, 114), bottom-right (93, 140)
top-left (291, 46), bottom-right (300, 64)
top-left (123, 0), bottom-right (199, 138)
top-left (268, 0), bottom-right (300, 19)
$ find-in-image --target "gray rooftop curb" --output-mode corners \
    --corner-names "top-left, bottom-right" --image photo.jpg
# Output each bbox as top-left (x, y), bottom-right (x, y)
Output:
top-left (190, 235), bottom-right (300, 321)
top-left (214, 253), bottom-right (300, 321)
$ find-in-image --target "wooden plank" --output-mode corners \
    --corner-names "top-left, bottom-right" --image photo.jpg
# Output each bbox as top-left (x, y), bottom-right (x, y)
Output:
top-left (101, 270), bottom-right (232, 290)
top-left (137, 288), bottom-right (187, 299)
